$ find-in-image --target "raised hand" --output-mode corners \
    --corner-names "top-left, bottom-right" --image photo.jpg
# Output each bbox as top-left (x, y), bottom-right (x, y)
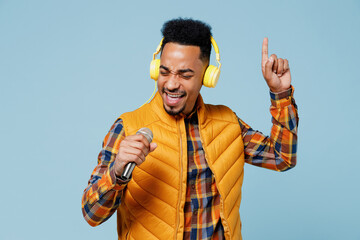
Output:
top-left (261, 37), bottom-right (291, 93)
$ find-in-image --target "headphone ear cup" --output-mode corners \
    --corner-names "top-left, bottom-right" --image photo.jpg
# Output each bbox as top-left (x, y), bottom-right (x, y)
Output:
top-left (203, 65), bottom-right (220, 88)
top-left (150, 59), bottom-right (160, 80)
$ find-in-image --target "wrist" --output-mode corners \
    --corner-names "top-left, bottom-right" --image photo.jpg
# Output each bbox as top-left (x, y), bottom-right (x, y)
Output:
top-left (269, 86), bottom-right (290, 94)
top-left (270, 86), bottom-right (293, 99)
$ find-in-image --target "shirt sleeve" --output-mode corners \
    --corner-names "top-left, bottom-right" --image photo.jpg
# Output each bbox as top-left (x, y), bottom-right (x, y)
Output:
top-left (238, 86), bottom-right (299, 171)
top-left (81, 118), bottom-right (127, 226)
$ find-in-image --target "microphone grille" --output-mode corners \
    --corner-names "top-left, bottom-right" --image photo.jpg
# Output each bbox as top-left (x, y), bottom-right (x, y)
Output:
top-left (136, 127), bottom-right (153, 143)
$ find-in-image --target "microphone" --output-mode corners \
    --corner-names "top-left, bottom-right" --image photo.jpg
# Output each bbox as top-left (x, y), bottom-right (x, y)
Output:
top-left (119, 127), bottom-right (153, 182)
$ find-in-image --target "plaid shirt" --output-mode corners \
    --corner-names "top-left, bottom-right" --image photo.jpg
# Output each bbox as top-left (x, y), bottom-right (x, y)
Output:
top-left (183, 112), bottom-right (224, 239)
top-left (82, 87), bottom-right (298, 239)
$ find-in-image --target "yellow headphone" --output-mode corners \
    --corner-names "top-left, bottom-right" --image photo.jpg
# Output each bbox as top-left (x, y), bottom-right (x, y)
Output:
top-left (149, 36), bottom-right (222, 88)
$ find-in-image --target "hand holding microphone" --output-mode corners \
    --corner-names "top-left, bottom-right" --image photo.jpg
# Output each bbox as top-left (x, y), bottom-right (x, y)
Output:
top-left (114, 128), bottom-right (157, 182)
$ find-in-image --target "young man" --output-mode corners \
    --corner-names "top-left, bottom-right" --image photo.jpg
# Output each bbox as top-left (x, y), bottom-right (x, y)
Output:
top-left (82, 18), bottom-right (298, 240)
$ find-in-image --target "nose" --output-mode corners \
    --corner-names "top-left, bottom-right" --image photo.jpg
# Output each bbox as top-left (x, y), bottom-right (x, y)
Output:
top-left (165, 74), bottom-right (180, 90)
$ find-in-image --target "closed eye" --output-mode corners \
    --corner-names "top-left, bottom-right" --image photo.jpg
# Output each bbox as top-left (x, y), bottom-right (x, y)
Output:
top-left (159, 65), bottom-right (194, 79)
top-left (160, 71), bottom-right (169, 76)
top-left (180, 74), bottom-right (193, 79)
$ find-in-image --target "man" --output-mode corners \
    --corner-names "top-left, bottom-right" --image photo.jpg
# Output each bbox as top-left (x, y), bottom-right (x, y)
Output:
top-left (82, 18), bottom-right (298, 240)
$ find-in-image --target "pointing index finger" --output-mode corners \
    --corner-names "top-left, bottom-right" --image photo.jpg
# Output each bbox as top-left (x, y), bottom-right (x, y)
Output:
top-left (262, 37), bottom-right (269, 65)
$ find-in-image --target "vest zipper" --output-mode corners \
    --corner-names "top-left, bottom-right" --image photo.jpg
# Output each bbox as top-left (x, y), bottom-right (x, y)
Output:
top-left (174, 118), bottom-right (183, 240)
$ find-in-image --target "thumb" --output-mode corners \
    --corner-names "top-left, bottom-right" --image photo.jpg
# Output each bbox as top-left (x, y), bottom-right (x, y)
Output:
top-left (149, 142), bottom-right (157, 152)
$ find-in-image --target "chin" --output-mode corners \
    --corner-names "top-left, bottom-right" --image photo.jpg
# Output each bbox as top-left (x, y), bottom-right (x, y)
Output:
top-left (163, 104), bottom-right (186, 116)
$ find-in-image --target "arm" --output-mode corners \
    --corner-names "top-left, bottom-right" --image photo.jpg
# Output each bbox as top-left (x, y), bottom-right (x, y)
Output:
top-left (81, 118), bottom-right (157, 226)
top-left (81, 119), bottom-right (127, 226)
top-left (239, 38), bottom-right (298, 171)
top-left (239, 86), bottom-right (298, 171)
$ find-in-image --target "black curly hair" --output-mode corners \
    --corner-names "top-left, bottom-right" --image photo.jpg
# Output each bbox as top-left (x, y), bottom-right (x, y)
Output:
top-left (161, 18), bottom-right (212, 63)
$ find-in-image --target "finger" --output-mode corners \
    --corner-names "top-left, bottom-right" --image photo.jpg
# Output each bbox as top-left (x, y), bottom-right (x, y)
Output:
top-left (262, 37), bottom-right (269, 67)
top-left (124, 153), bottom-right (144, 166)
top-left (121, 137), bottom-right (146, 150)
top-left (126, 134), bottom-right (150, 148)
top-left (149, 142), bottom-right (157, 152)
top-left (122, 135), bottom-right (150, 153)
top-left (131, 141), bottom-right (150, 156)
top-left (264, 57), bottom-right (274, 80)
top-left (270, 54), bottom-right (278, 73)
top-left (284, 59), bottom-right (289, 72)
top-left (120, 138), bottom-right (149, 157)
top-left (116, 149), bottom-right (144, 168)
top-left (277, 58), bottom-right (284, 76)
top-left (121, 148), bottom-right (145, 165)
top-left (122, 145), bottom-right (145, 160)
top-left (137, 134), bottom-right (151, 149)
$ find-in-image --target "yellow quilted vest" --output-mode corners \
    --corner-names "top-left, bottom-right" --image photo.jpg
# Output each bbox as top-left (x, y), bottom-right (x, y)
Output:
top-left (117, 92), bottom-right (245, 240)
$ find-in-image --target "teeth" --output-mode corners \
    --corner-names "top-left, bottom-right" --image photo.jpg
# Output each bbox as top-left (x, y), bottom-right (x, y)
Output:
top-left (168, 94), bottom-right (181, 98)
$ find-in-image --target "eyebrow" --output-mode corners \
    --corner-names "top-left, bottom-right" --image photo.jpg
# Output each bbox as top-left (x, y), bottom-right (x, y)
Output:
top-left (160, 65), bottom-right (194, 74)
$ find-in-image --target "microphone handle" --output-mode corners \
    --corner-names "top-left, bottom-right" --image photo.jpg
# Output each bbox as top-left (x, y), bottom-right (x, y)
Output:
top-left (119, 162), bottom-right (136, 181)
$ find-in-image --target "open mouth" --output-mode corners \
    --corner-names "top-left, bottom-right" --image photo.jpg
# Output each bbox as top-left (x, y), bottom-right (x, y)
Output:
top-left (164, 91), bottom-right (186, 106)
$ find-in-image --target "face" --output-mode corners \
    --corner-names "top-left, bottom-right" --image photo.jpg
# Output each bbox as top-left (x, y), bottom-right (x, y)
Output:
top-left (158, 42), bottom-right (207, 116)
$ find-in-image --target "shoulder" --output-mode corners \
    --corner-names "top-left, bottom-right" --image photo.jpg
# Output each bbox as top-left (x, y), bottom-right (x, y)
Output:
top-left (109, 118), bottom-right (124, 134)
top-left (203, 103), bottom-right (237, 123)
top-left (121, 103), bottom-right (159, 123)
top-left (118, 103), bottom-right (161, 136)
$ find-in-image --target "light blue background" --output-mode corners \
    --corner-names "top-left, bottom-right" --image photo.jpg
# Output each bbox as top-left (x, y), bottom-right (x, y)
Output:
top-left (1, 0), bottom-right (359, 239)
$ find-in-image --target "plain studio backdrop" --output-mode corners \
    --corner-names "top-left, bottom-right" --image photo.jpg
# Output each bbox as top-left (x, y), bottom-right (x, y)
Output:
top-left (1, 0), bottom-right (359, 239)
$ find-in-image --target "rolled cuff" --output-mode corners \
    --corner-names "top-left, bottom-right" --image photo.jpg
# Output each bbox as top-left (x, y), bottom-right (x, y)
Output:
top-left (270, 86), bottom-right (294, 108)
top-left (109, 161), bottom-right (128, 191)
